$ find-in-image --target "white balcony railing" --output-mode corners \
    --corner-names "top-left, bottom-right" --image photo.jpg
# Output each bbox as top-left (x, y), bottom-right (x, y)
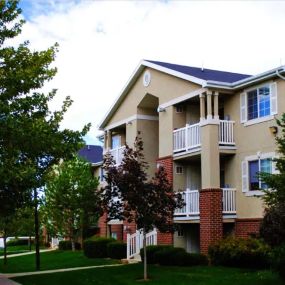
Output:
top-left (219, 120), bottom-right (235, 145)
top-left (109, 146), bottom-right (125, 165)
top-left (174, 189), bottom-right (200, 217)
top-left (222, 188), bottom-right (236, 214)
top-left (173, 120), bottom-right (235, 153)
top-left (174, 188), bottom-right (236, 218)
top-left (173, 123), bottom-right (201, 152)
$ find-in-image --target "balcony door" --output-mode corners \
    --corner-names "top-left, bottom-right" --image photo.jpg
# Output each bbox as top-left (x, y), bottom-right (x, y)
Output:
top-left (186, 165), bottom-right (201, 191)
top-left (112, 135), bottom-right (121, 149)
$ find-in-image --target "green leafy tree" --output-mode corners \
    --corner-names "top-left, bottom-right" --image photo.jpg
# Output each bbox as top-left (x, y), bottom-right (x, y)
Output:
top-left (259, 114), bottom-right (285, 247)
top-left (101, 137), bottom-right (184, 280)
top-left (44, 157), bottom-right (100, 251)
top-left (0, 0), bottom-right (90, 269)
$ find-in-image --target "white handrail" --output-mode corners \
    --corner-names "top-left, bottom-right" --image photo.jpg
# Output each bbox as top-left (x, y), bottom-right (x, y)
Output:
top-left (127, 228), bottom-right (157, 260)
top-left (109, 146), bottom-right (126, 165)
top-left (219, 120), bottom-right (235, 145)
top-left (222, 188), bottom-right (236, 214)
top-left (174, 189), bottom-right (200, 216)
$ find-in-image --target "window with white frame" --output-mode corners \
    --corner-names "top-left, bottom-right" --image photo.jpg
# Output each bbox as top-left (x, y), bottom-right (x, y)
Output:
top-left (175, 166), bottom-right (183, 174)
top-left (240, 83), bottom-right (277, 124)
top-left (242, 153), bottom-right (276, 193)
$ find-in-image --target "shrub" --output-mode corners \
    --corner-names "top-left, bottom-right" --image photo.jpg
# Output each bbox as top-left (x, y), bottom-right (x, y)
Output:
top-left (58, 240), bottom-right (81, 250)
top-left (83, 237), bottom-right (115, 258)
top-left (208, 237), bottom-right (270, 269)
top-left (107, 242), bottom-right (127, 259)
top-left (271, 244), bottom-right (285, 281)
top-left (154, 247), bottom-right (208, 266)
top-left (7, 239), bottom-right (29, 246)
top-left (140, 245), bottom-right (172, 264)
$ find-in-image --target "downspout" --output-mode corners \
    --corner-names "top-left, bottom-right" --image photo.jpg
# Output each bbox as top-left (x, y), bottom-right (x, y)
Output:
top-left (276, 67), bottom-right (285, 80)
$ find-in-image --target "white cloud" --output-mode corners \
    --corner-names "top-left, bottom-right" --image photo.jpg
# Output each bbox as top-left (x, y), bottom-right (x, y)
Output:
top-left (14, 0), bottom-right (285, 144)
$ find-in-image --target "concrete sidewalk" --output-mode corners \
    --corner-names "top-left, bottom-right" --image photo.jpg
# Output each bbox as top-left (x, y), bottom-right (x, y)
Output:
top-left (0, 249), bottom-right (55, 260)
top-left (1, 263), bottom-right (124, 279)
top-left (0, 277), bottom-right (21, 285)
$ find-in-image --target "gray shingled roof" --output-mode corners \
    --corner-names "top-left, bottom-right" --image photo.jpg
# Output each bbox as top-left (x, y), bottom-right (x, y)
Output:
top-left (146, 60), bottom-right (251, 83)
top-left (78, 145), bottom-right (103, 164)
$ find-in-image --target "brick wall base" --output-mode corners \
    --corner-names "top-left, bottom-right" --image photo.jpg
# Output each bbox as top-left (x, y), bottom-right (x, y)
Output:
top-left (98, 212), bottom-right (108, 237)
top-left (199, 188), bottom-right (223, 255)
top-left (235, 218), bottom-right (262, 239)
top-left (122, 220), bottom-right (137, 242)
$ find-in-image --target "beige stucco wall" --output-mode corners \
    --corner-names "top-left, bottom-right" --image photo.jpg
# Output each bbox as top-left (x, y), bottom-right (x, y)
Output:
top-left (105, 67), bottom-right (200, 128)
top-left (223, 78), bottom-right (285, 218)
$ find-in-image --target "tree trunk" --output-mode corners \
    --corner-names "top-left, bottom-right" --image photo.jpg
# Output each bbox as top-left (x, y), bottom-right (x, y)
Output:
top-left (3, 228), bottom-right (7, 266)
top-left (143, 228), bottom-right (148, 281)
top-left (34, 188), bottom-right (40, 271)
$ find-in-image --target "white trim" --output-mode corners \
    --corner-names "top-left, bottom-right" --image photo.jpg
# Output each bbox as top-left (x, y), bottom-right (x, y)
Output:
top-left (245, 190), bottom-right (264, 197)
top-left (244, 115), bottom-right (274, 126)
top-left (159, 88), bottom-right (206, 109)
top-left (91, 161), bottom-right (103, 167)
top-left (105, 114), bottom-right (159, 130)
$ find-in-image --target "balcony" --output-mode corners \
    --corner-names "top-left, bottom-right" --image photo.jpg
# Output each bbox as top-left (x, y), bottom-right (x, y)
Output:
top-left (174, 188), bottom-right (236, 220)
top-left (173, 120), bottom-right (235, 153)
top-left (109, 146), bottom-right (126, 165)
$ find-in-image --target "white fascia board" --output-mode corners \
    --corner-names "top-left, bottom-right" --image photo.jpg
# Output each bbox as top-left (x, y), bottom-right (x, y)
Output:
top-left (159, 87), bottom-right (207, 109)
top-left (92, 161), bottom-right (103, 167)
top-left (142, 60), bottom-right (205, 86)
top-left (104, 114), bottom-right (158, 131)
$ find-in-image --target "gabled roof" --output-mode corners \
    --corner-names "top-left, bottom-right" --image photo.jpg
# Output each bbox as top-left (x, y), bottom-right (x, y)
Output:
top-left (78, 145), bottom-right (103, 165)
top-left (146, 60), bottom-right (251, 83)
top-left (99, 60), bottom-right (285, 129)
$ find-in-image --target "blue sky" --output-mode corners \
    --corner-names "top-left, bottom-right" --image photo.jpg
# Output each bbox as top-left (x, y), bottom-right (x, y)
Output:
top-left (14, 0), bottom-right (285, 145)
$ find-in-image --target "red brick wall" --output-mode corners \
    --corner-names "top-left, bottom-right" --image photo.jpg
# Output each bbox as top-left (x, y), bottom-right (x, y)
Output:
top-left (122, 220), bottom-right (137, 242)
top-left (156, 156), bottom-right (173, 184)
top-left (235, 218), bottom-right (262, 238)
top-left (157, 231), bottom-right (173, 245)
top-left (110, 224), bottom-right (123, 241)
top-left (98, 212), bottom-right (108, 237)
top-left (199, 188), bottom-right (223, 255)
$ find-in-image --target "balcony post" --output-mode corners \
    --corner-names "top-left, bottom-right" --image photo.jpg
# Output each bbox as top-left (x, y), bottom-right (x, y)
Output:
top-left (106, 130), bottom-right (112, 151)
top-left (199, 93), bottom-right (206, 121)
top-left (206, 91), bottom-right (213, 120)
top-left (214, 91), bottom-right (219, 120)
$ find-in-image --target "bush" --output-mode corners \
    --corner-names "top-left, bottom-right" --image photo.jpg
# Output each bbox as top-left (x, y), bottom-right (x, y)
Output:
top-left (154, 247), bottom-right (208, 266)
top-left (7, 239), bottom-right (29, 246)
top-left (260, 204), bottom-right (285, 247)
top-left (208, 237), bottom-right (270, 269)
top-left (58, 240), bottom-right (81, 250)
top-left (83, 237), bottom-right (115, 258)
top-left (107, 242), bottom-right (127, 259)
top-left (271, 244), bottom-right (285, 281)
top-left (140, 245), bottom-right (172, 264)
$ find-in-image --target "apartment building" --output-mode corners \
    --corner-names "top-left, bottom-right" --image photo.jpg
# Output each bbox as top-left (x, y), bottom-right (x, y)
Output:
top-left (98, 60), bottom-right (285, 254)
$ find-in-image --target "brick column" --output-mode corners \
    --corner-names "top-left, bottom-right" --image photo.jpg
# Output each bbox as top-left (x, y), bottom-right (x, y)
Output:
top-left (156, 156), bottom-right (173, 184)
top-left (199, 188), bottom-right (223, 255)
top-left (98, 212), bottom-right (108, 237)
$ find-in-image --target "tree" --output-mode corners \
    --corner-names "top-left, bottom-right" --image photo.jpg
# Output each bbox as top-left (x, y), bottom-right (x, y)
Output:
top-left (44, 157), bottom-right (100, 251)
top-left (101, 137), bottom-right (184, 280)
top-left (0, 1), bottom-right (89, 269)
top-left (259, 114), bottom-right (285, 246)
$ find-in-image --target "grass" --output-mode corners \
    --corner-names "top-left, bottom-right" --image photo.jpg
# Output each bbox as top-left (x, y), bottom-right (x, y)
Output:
top-left (0, 250), bottom-right (120, 273)
top-left (12, 264), bottom-right (282, 285)
top-left (0, 245), bottom-right (39, 256)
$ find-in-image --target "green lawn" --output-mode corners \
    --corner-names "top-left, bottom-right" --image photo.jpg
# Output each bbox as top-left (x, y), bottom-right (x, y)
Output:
top-left (0, 250), bottom-right (120, 273)
top-left (0, 245), bottom-right (38, 256)
top-left (12, 264), bottom-right (282, 285)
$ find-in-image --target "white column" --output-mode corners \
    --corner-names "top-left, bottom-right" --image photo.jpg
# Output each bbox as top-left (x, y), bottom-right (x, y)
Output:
top-left (214, 91), bottom-right (219, 120)
top-left (200, 93), bottom-right (206, 121)
top-left (206, 91), bottom-right (213, 120)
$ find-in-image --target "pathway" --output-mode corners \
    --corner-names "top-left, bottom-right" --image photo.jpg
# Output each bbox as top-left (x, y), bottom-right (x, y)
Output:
top-left (0, 249), bottom-right (55, 260)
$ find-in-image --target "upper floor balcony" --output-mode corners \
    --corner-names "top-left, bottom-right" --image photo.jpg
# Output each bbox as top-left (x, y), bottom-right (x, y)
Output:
top-left (174, 188), bottom-right (236, 220)
top-left (109, 146), bottom-right (126, 165)
top-left (173, 120), bottom-right (235, 153)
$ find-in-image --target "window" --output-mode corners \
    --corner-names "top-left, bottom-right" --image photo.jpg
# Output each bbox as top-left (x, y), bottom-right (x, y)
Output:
top-left (111, 232), bottom-right (117, 240)
top-left (112, 135), bottom-right (121, 148)
top-left (240, 83), bottom-right (277, 124)
top-left (176, 166), bottom-right (183, 174)
top-left (242, 153), bottom-right (275, 194)
top-left (247, 86), bottom-right (270, 120)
